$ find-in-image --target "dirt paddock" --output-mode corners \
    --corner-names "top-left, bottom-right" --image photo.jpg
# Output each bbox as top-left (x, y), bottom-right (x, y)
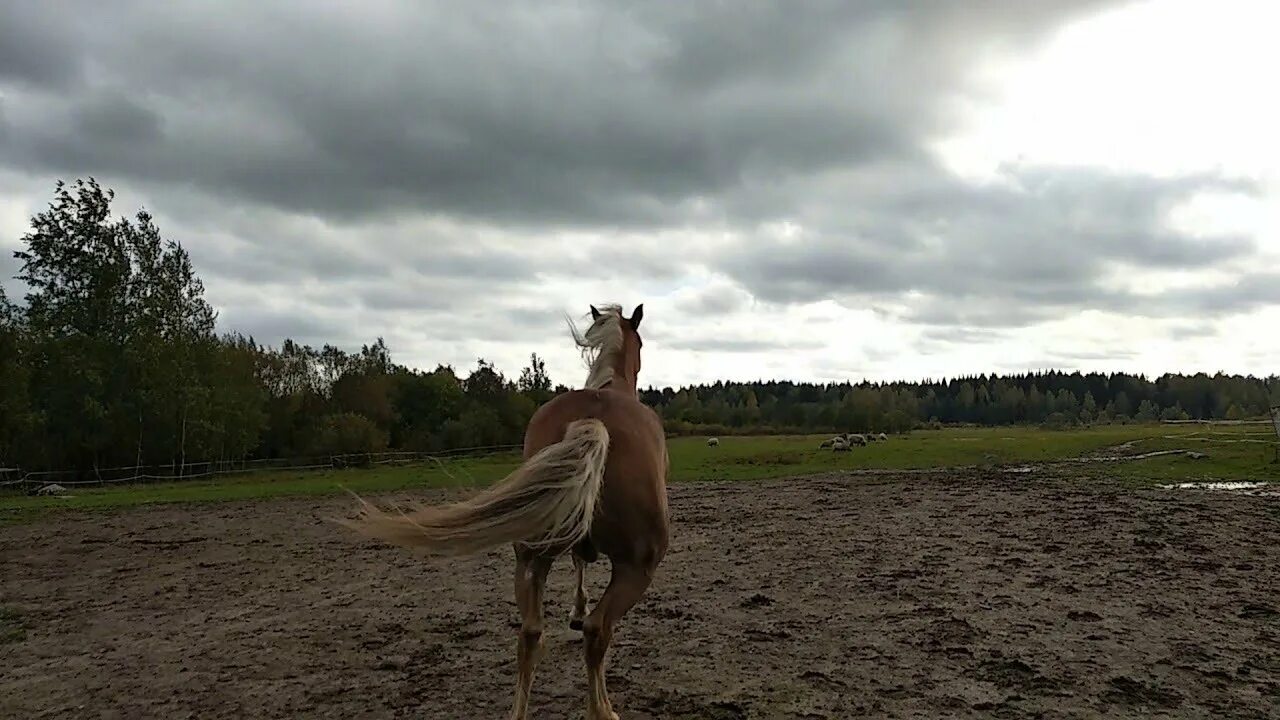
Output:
top-left (3, 471), bottom-right (1278, 719)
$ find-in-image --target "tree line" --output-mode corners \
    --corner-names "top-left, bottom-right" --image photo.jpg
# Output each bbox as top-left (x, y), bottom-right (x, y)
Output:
top-left (644, 370), bottom-right (1277, 438)
top-left (1, 179), bottom-right (1275, 474)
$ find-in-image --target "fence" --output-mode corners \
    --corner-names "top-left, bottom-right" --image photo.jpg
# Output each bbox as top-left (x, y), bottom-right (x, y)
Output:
top-left (0, 444), bottom-right (522, 495)
top-left (1162, 416), bottom-right (1280, 459)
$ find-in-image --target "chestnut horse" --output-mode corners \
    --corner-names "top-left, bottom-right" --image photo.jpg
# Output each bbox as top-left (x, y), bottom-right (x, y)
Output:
top-left (339, 303), bottom-right (668, 720)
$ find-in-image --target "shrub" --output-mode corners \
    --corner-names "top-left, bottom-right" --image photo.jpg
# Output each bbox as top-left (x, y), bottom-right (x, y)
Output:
top-left (306, 413), bottom-right (389, 456)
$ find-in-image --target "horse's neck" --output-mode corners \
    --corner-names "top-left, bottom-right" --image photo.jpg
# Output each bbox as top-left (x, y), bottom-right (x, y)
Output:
top-left (601, 374), bottom-right (637, 396)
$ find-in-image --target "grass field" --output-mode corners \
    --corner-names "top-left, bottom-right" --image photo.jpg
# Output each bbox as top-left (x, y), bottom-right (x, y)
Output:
top-left (2, 423), bottom-right (1275, 526)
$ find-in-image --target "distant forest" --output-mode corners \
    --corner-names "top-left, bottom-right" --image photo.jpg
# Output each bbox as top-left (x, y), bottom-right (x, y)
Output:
top-left (2, 179), bottom-right (1276, 473)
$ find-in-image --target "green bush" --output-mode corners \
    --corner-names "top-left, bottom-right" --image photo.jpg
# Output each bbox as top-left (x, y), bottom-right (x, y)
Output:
top-left (306, 413), bottom-right (389, 456)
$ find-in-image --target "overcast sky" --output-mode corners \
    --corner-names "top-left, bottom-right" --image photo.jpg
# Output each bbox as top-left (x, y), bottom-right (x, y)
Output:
top-left (2, 0), bottom-right (1277, 389)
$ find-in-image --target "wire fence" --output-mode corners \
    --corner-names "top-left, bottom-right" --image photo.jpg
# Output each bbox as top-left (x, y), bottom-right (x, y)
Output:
top-left (0, 444), bottom-right (522, 495)
top-left (1160, 419), bottom-right (1274, 426)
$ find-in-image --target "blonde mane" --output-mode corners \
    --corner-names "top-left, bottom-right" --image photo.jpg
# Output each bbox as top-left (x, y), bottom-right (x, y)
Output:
top-left (566, 304), bottom-right (625, 390)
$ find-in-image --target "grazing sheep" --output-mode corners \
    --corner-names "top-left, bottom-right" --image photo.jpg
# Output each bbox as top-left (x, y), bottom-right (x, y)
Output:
top-left (707, 437), bottom-right (719, 447)
top-left (877, 432), bottom-right (888, 442)
top-left (832, 437), bottom-right (851, 452)
top-left (819, 438), bottom-right (834, 449)
top-left (867, 433), bottom-right (878, 442)
top-left (849, 433), bottom-right (867, 446)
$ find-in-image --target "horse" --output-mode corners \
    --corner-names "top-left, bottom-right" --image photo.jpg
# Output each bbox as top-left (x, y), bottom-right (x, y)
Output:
top-left (338, 303), bottom-right (668, 720)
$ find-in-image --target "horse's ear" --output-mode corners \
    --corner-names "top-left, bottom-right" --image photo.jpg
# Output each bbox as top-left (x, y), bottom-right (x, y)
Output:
top-left (590, 305), bottom-right (601, 320)
top-left (629, 304), bottom-right (644, 330)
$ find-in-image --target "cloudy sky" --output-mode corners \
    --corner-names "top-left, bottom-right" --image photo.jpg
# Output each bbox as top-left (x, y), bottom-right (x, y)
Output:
top-left (1, 0), bottom-right (1277, 389)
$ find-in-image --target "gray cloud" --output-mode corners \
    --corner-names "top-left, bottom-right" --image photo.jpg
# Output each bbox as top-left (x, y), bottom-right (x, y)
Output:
top-left (0, 5), bottom-right (81, 89)
top-left (0, 243), bottom-right (21, 281)
top-left (1143, 272), bottom-right (1280, 317)
top-left (919, 327), bottom-right (1009, 346)
top-left (1050, 349), bottom-right (1139, 362)
top-left (664, 336), bottom-right (824, 354)
top-left (718, 166), bottom-right (1263, 324)
top-left (0, 0), bottom-right (1111, 227)
top-left (1168, 322), bottom-right (1219, 340)
top-left (71, 91), bottom-right (163, 146)
top-left (676, 283), bottom-right (753, 316)
top-left (2, 0), bottom-right (1274, 383)
top-left (215, 306), bottom-right (347, 349)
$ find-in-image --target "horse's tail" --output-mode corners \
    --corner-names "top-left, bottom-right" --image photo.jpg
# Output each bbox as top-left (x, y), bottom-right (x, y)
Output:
top-left (337, 419), bottom-right (609, 556)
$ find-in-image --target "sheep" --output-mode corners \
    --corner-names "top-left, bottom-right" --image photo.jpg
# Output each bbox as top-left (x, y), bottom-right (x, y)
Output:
top-left (707, 437), bottom-right (720, 447)
top-left (848, 433), bottom-right (867, 446)
top-left (831, 436), bottom-right (851, 452)
top-left (877, 432), bottom-right (888, 442)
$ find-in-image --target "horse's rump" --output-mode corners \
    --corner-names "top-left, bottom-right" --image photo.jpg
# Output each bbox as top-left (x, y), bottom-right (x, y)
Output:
top-left (524, 388), bottom-right (669, 564)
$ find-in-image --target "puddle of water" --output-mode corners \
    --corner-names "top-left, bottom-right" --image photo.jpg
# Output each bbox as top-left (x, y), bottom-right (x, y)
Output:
top-left (1159, 481), bottom-right (1267, 490)
top-left (1158, 481), bottom-right (1278, 496)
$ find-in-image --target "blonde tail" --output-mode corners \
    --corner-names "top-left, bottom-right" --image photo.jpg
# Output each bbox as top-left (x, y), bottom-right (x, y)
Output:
top-left (337, 419), bottom-right (609, 555)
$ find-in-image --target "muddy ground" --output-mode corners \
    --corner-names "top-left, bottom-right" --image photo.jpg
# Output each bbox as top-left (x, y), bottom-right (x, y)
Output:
top-left (3, 471), bottom-right (1279, 719)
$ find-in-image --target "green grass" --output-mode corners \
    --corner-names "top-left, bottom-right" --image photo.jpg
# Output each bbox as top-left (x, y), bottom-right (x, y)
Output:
top-left (676, 424), bottom-right (1279, 483)
top-left (2, 424), bottom-right (1276, 526)
top-left (0, 606), bottom-right (26, 644)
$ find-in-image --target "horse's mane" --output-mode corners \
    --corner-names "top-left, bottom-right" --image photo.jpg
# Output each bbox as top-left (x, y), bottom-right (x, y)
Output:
top-left (566, 304), bottom-right (625, 390)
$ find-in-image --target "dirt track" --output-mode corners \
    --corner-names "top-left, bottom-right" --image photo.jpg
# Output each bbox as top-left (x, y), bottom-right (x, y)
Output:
top-left (3, 471), bottom-right (1279, 719)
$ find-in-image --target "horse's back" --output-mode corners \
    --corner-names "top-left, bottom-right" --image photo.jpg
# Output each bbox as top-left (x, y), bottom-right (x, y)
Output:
top-left (524, 389), bottom-right (668, 565)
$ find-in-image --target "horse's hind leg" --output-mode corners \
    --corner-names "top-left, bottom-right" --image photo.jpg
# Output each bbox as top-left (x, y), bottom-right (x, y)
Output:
top-left (582, 562), bottom-right (654, 720)
top-left (510, 549), bottom-right (553, 720)
top-left (570, 554), bottom-right (589, 631)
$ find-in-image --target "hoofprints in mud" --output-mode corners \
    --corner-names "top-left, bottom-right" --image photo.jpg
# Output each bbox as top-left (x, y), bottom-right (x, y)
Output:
top-left (1, 472), bottom-right (1277, 718)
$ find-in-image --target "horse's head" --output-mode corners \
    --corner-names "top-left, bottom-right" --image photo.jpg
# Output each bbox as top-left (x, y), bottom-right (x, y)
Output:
top-left (575, 303), bottom-right (644, 394)
top-left (590, 303), bottom-right (643, 392)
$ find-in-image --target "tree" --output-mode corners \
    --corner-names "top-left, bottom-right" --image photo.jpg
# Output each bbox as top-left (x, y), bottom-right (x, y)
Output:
top-left (393, 365), bottom-right (464, 447)
top-left (1136, 400), bottom-right (1159, 422)
top-left (1113, 391), bottom-right (1133, 418)
top-left (465, 358), bottom-right (508, 403)
top-left (1055, 389), bottom-right (1080, 418)
top-left (1080, 392), bottom-right (1098, 424)
top-left (743, 389), bottom-right (761, 426)
top-left (517, 353), bottom-right (554, 405)
top-left (12, 178), bottom-right (227, 471)
top-left (306, 412), bottom-right (388, 456)
top-left (0, 286), bottom-right (34, 465)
